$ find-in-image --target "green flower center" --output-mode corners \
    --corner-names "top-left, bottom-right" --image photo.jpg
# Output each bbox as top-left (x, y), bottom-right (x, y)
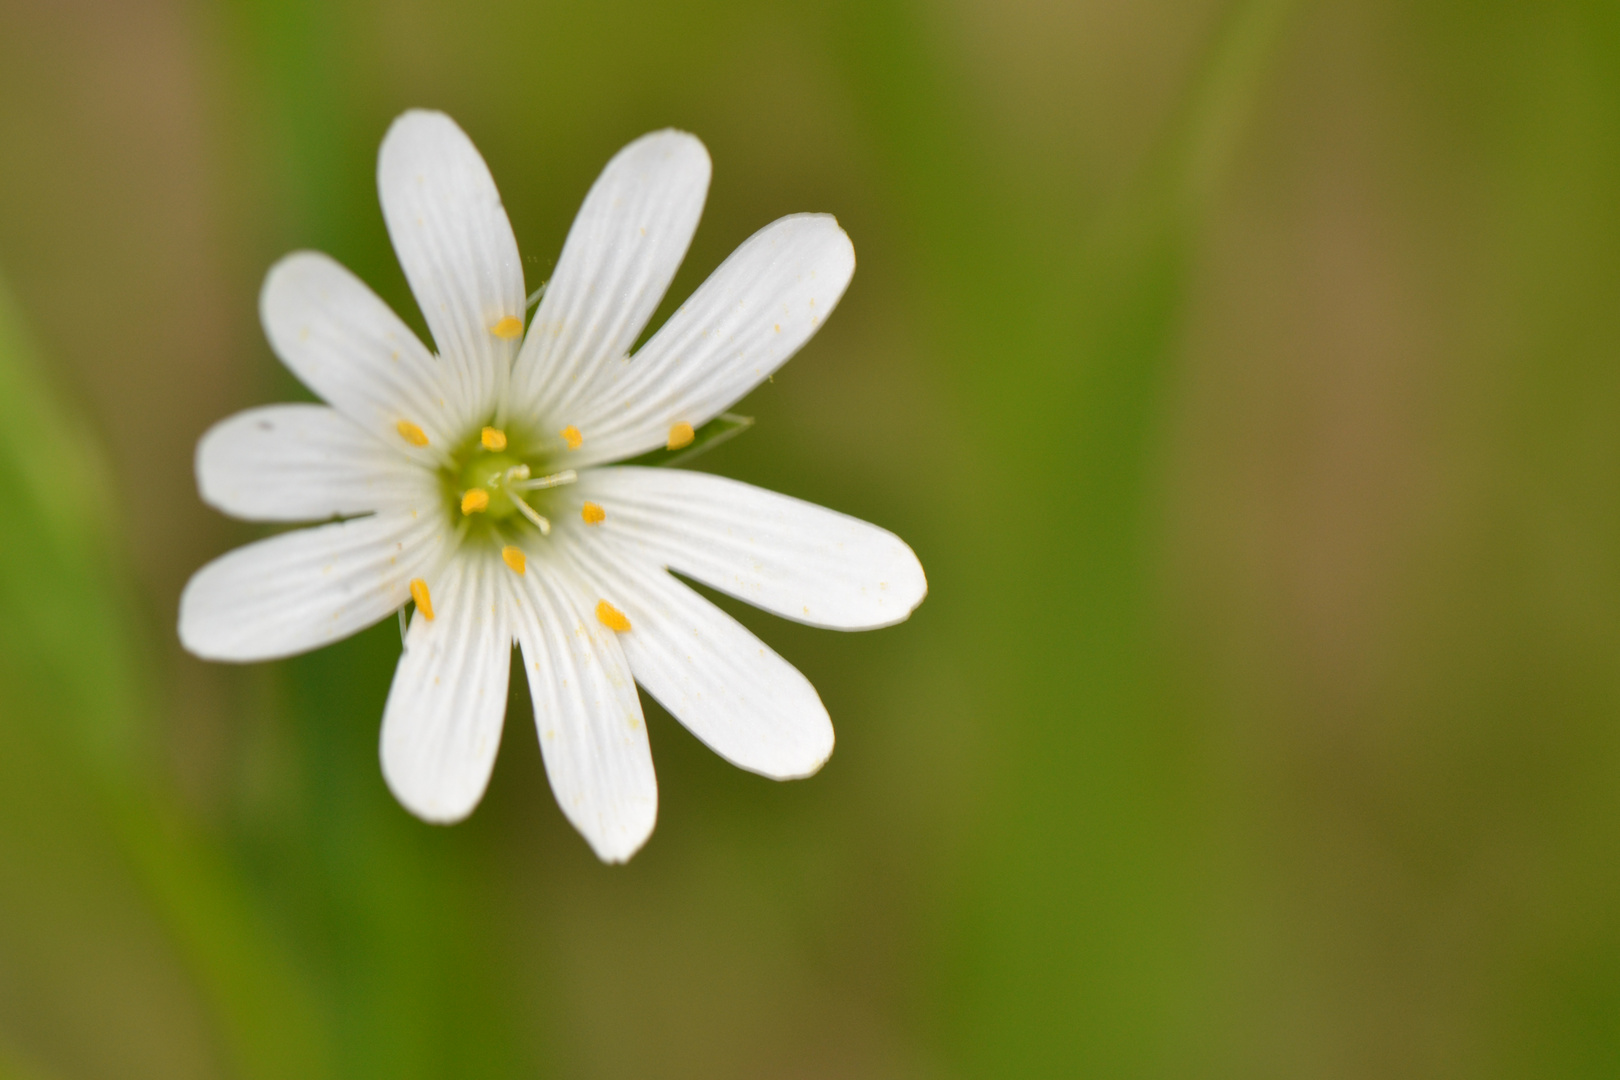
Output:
top-left (440, 423), bottom-right (575, 539)
top-left (460, 451), bottom-right (523, 519)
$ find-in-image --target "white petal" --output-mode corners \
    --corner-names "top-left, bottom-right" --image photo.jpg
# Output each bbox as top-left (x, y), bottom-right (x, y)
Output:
top-left (378, 110), bottom-right (524, 425)
top-left (380, 551), bottom-right (510, 824)
top-left (576, 466), bottom-right (926, 629)
top-left (197, 404), bottom-right (438, 522)
top-left (559, 536), bottom-right (834, 780)
top-left (508, 130), bottom-right (710, 429)
top-left (260, 251), bottom-right (459, 457)
top-left (563, 214), bottom-right (855, 467)
top-left (178, 509), bottom-right (449, 662)
top-left (509, 556), bottom-right (656, 862)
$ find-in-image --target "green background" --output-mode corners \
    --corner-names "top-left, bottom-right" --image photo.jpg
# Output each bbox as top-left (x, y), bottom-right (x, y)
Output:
top-left (2, 0), bottom-right (1619, 1075)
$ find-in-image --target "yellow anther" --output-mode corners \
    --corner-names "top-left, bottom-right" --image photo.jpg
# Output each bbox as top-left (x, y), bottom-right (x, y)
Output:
top-left (409, 578), bottom-right (434, 621)
top-left (461, 489), bottom-right (490, 515)
top-left (502, 545), bottom-right (527, 574)
top-left (396, 419), bottom-right (429, 447)
top-left (666, 421), bottom-right (695, 450)
top-left (481, 426), bottom-right (507, 451)
top-left (581, 501), bottom-right (606, 526)
top-left (560, 424), bottom-right (583, 450)
top-left (490, 316), bottom-right (524, 340)
top-left (596, 600), bottom-right (631, 633)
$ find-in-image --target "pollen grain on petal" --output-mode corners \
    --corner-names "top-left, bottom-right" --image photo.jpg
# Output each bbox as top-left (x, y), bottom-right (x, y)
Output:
top-left (461, 489), bottom-right (490, 514)
top-left (409, 578), bottom-right (435, 621)
top-left (502, 545), bottom-right (527, 574)
top-left (481, 426), bottom-right (507, 451)
top-left (596, 600), bottom-right (631, 633)
top-left (560, 424), bottom-right (583, 450)
top-left (490, 316), bottom-right (524, 340)
top-left (581, 501), bottom-right (606, 525)
top-left (666, 421), bottom-right (695, 450)
top-left (396, 419), bottom-right (429, 446)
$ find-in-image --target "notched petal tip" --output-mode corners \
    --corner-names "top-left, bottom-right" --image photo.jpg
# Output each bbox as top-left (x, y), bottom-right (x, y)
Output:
top-left (753, 722), bottom-right (835, 782)
top-left (807, 215), bottom-right (857, 281)
top-left (382, 775), bottom-right (482, 826)
top-left (175, 581), bottom-right (217, 661)
top-left (258, 250), bottom-right (334, 337)
top-left (192, 416), bottom-right (233, 515)
top-left (259, 248), bottom-right (327, 295)
top-left (583, 806), bottom-right (659, 865)
top-left (707, 685), bottom-right (834, 782)
top-left (175, 565), bottom-right (282, 664)
top-left (867, 535), bottom-right (930, 630)
top-left (380, 108), bottom-right (463, 156)
top-left (616, 127), bottom-right (711, 171)
top-left (772, 211), bottom-right (855, 262)
top-left (903, 559), bottom-right (930, 617)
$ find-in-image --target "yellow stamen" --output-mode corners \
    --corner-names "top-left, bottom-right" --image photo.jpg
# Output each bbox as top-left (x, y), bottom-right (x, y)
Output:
top-left (502, 546), bottom-right (527, 574)
top-left (560, 424), bottom-right (583, 450)
top-left (409, 578), bottom-right (434, 621)
top-left (481, 426), bottom-right (507, 451)
top-left (461, 489), bottom-right (490, 515)
top-left (581, 501), bottom-right (606, 526)
top-left (666, 421), bottom-right (695, 450)
top-left (396, 419), bottom-right (429, 447)
top-left (490, 316), bottom-right (524, 340)
top-left (596, 600), bottom-right (631, 633)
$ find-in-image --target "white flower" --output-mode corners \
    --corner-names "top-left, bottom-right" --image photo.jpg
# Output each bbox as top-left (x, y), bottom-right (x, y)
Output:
top-left (178, 111), bottom-right (926, 862)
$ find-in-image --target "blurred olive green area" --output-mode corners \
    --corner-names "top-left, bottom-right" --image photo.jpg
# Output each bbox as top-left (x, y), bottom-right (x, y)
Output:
top-left (1, 0), bottom-right (1620, 1075)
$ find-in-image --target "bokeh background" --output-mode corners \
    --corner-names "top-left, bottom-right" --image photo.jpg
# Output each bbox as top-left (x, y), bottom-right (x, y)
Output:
top-left (1, 0), bottom-right (1618, 1076)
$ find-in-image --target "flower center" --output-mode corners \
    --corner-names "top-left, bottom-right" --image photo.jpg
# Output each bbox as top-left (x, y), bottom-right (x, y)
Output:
top-left (460, 451), bottom-right (524, 520)
top-left (443, 424), bottom-right (576, 539)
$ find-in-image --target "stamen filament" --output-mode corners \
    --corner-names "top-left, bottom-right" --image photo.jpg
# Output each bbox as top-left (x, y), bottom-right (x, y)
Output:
top-left (509, 469), bottom-right (578, 491)
top-left (510, 493), bottom-right (552, 535)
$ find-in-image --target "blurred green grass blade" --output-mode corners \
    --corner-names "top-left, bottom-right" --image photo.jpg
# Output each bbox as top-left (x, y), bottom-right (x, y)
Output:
top-left (833, 0), bottom-right (1295, 1072)
top-left (0, 281), bottom-right (138, 769)
top-left (114, 803), bottom-right (336, 1080)
top-left (0, 279), bottom-right (334, 1079)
